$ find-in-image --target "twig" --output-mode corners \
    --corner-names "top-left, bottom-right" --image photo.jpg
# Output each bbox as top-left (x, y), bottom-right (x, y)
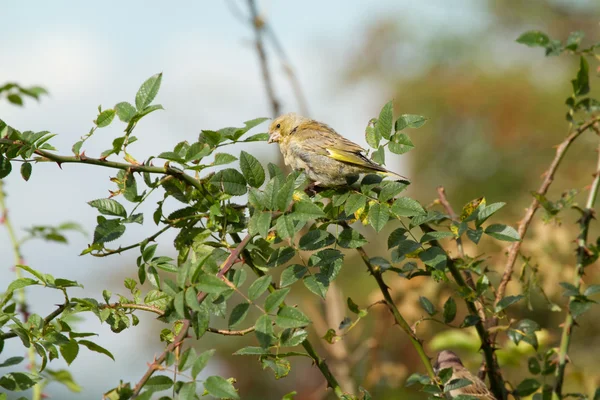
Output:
top-left (131, 234), bottom-right (254, 398)
top-left (552, 141), bottom-right (600, 399)
top-left (0, 138), bottom-right (207, 194)
top-left (0, 302), bottom-right (70, 340)
top-left (91, 225), bottom-right (171, 257)
top-left (230, 232), bottom-right (346, 399)
top-left (207, 326), bottom-right (255, 336)
top-left (494, 116), bottom-right (600, 308)
top-left (353, 244), bottom-right (439, 384)
top-left (247, 0), bottom-right (280, 117)
top-left (131, 320), bottom-right (190, 397)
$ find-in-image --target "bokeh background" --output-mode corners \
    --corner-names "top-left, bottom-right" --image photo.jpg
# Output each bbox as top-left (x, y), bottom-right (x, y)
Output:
top-left (2, 1), bottom-right (600, 398)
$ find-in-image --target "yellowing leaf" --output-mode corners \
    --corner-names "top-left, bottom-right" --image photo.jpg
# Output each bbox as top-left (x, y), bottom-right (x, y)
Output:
top-left (460, 197), bottom-right (485, 221)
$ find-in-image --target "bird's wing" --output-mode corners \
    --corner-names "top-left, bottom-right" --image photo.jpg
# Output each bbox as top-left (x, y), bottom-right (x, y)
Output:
top-left (295, 125), bottom-right (386, 172)
top-left (458, 378), bottom-right (497, 400)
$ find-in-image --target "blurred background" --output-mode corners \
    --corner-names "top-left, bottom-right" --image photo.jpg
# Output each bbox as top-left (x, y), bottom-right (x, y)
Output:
top-left (2, 0), bottom-right (600, 398)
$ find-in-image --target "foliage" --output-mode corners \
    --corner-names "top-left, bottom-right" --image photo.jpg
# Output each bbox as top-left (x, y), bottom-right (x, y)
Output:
top-left (0, 29), bottom-right (600, 400)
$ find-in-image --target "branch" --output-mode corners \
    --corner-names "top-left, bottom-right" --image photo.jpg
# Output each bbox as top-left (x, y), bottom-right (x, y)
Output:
top-left (553, 140), bottom-right (600, 398)
top-left (247, 0), bottom-right (280, 117)
top-left (131, 319), bottom-right (190, 397)
top-left (353, 243), bottom-right (439, 385)
top-left (131, 234), bottom-right (254, 398)
top-left (91, 225), bottom-right (171, 257)
top-left (495, 116), bottom-right (600, 307)
top-left (0, 302), bottom-right (70, 341)
top-left (0, 138), bottom-right (206, 193)
top-left (230, 233), bottom-right (346, 399)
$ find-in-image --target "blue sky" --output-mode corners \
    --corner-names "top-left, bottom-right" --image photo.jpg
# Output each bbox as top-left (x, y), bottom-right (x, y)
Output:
top-left (0, 1), bottom-right (494, 398)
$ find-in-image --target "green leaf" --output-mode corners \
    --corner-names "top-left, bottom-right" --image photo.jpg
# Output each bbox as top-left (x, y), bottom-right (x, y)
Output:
top-left (528, 357), bottom-right (541, 375)
top-left (95, 109), bottom-right (116, 128)
top-left (228, 302), bottom-right (250, 328)
top-left (466, 228), bottom-right (483, 244)
top-left (135, 73), bottom-right (162, 110)
top-left (395, 114), bottom-right (427, 130)
top-left (210, 168), bottom-right (247, 196)
top-left (515, 378), bottom-right (541, 396)
top-left (7, 277), bottom-right (39, 293)
top-left (88, 199), bottom-right (127, 217)
top-left (144, 375), bottom-right (173, 392)
top-left (388, 133), bottom-right (414, 154)
top-left (365, 118), bottom-right (380, 149)
top-left (275, 215), bottom-right (298, 240)
top-left (264, 288), bottom-right (291, 313)
top-left (196, 274), bottom-right (230, 294)
top-left (240, 151), bottom-right (265, 188)
top-left (248, 275), bottom-right (272, 301)
top-left (371, 145), bottom-right (385, 165)
top-left (280, 264), bottom-right (308, 287)
top-left (255, 314), bottom-right (274, 348)
top-left (368, 203), bottom-right (389, 232)
top-left (572, 56), bottom-right (590, 96)
top-left (233, 346), bottom-right (271, 356)
top-left (570, 299), bottom-right (592, 318)
top-left (0, 156), bottom-right (12, 179)
top-left (292, 200), bottom-right (325, 220)
top-left (337, 228), bottom-right (368, 249)
top-left (299, 230), bottom-right (335, 250)
top-left (212, 153), bottom-right (238, 166)
top-left (0, 357), bottom-right (24, 368)
top-left (443, 297), bottom-right (456, 323)
top-left (419, 247), bottom-right (447, 270)
top-left (443, 379), bottom-right (473, 393)
top-left (565, 31), bottom-right (584, 51)
top-left (191, 349), bottom-right (215, 379)
top-left (303, 275), bottom-right (328, 299)
top-left (516, 30), bottom-right (550, 47)
top-left (250, 212), bottom-right (272, 238)
top-left (379, 181), bottom-right (408, 202)
top-left (391, 197), bottom-right (425, 217)
top-left (0, 372), bottom-right (40, 391)
top-left (419, 296), bottom-right (436, 316)
top-left (475, 202), bottom-right (505, 226)
top-left (20, 162), bottom-right (32, 181)
top-left (420, 231), bottom-right (454, 243)
top-left (178, 382), bottom-right (196, 400)
top-left (93, 219), bottom-right (125, 244)
top-left (7, 93), bottom-right (23, 106)
top-left (266, 246), bottom-right (296, 268)
top-left (484, 224), bottom-right (520, 242)
top-left (495, 294), bottom-right (525, 313)
top-left (460, 315), bottom-right (481, 328)
top-left (584, 284), bottom-right (600, 297)
top-left (275, 306), bottom-right (311, 329)
top-left (114, 102), bottom-right (137, 122)
top-left (377, 101), bottom-right (393, 140)
top-left (60, 340), bottom-right (79, 365)
top-left (204, 376), bottom-right (239, 400)
top-left (344, 193), bottom-right (367, 216)
top-left (78, 340), bottom-right (114, 360)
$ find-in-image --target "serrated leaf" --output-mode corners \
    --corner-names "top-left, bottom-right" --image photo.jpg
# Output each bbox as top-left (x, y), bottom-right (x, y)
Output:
top-left (240, 151), bottom-right (265, 188)
top-left (78, 340), bottom-right (114, 360)
top-left (388, 133), bottom-right (414, 154)
top-left (292, 200), bottom-right (324, 220)
top-left (264, 288), bottom-right (290, 313)
top-left (337, 228), bottom-right (368, 248)
top-left (419, 247), bottom-right (447, 270)
top-left (365, 118), bottom-right (380, 149)
top-left (495, 294), bottom-right (525, 313)
top-left (395, 114), bottom-right (427, 130)
top-left (210, 168), bottom-right (247, 196)
top-left (420, 231), bottom-right (454, 243)
top-left (93, 219), bottom-right (125, 244)
top-left (135, 73), bottom-right (162, 110)
top-left (419, 296), bottom-right (436, 316)
top-left (255, 314), bottom-right (274, 348)
top-left (391, 197), bottom-right (425, 217)
top-left (204, 376), bottom-right (239, 399)
top-left (344, 193), bottom-right (367, 216)
top-left (368, 203), bottom-right (389, 232)
top-left (228, 302), bottom-right (250, 328)
top-left (299, 230), bottom-right (335, 250)
top-left (377, 101), bottom-right (393, 140)
top-left (515, 378), bottom-right (541, 396)
top-left (212, 153), bottom-right (238, 166)
top-left (114, 102), bottom-right (137, 122)
top-left (443, 297), bottom-right (456, 323)
top-left (88, 199), bottom-right (127, 217)
top-left (95, 109), bottom-right (115, 127)
top-left (516, 30), bottom-right (550, 47)
top-left (484, 224), bottom-right (520, 242)
top-left (196, 274), bottom-right (230, 294)
top-left (280, 264), bottom-right (308, 287)
top-left (248, 275), bottom-right (272, 301)
top-left (275, 306), bottom-right (311, 329)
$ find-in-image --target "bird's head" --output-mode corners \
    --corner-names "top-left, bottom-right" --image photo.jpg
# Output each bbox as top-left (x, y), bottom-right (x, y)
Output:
top-left (268, 113), bottom-right (304, 144)
top-left (434, 350), bottom-right (463, 373)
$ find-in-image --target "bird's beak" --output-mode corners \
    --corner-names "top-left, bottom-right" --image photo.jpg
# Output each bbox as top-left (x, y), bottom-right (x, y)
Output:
top-left (268, 132), bottom-right (280, 144)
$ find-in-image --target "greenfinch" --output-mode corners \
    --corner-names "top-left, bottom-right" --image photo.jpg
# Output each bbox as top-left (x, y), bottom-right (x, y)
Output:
top-left (267, 113), bottom-right (409, 187)
top-left (434, 350), bottom-right (497, 400)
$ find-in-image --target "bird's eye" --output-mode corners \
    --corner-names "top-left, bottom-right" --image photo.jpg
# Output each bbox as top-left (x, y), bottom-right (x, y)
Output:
top-left (276, 123), bottom-right (281, 129)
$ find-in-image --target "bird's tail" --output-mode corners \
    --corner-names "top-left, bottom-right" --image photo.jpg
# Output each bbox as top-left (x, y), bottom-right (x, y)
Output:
top-left (382, 169), bottom-right (410, 184)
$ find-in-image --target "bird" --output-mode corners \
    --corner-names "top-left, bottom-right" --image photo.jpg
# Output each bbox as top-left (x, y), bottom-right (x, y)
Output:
top-left (433, 350), bottom-right (497, 400)
top-left (267, 113), bottom-right (409, 187)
